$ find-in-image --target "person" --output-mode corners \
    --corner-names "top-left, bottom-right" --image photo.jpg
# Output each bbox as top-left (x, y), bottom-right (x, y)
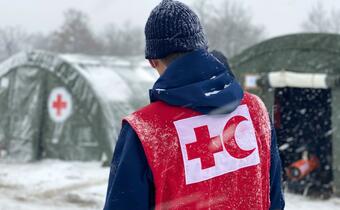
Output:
top-left (103, 0), bottom-right (285, 209)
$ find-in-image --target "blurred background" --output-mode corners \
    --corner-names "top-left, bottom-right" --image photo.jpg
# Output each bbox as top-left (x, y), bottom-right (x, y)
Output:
top-left (2, 0), bottom-right (340, 61)
top-left (1, 0), bottom-right (340, 209)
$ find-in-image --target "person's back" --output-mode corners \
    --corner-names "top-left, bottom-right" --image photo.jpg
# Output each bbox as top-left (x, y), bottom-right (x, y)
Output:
top-left (104, 0), bottom-right (285, 209)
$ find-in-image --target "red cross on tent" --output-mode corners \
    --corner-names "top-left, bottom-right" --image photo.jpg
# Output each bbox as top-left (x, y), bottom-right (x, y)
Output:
top-left (186, 125), bottom-right (223, 169)
top-left (52, 94), bottom-right (67, 116)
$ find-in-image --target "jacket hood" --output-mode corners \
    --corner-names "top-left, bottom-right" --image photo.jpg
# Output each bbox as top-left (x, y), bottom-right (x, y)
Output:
top-left (149, 49), bottom-right (244, 114)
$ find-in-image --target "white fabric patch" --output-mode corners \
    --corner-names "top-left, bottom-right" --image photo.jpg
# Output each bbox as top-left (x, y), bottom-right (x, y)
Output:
top-left (268, 71), bottom-right (328, 89)
top-left (0, 77), bottom-right (9, 88)
top-left (174, 105), bottom-right (260, 185)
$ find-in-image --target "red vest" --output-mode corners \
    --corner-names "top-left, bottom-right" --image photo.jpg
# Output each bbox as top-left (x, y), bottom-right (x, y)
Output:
top-left (124, 92), bottom-right (271, 210)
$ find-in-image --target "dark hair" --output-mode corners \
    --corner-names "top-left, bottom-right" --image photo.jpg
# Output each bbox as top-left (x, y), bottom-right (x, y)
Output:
top-left (160, 52), bottom-right (190, 66)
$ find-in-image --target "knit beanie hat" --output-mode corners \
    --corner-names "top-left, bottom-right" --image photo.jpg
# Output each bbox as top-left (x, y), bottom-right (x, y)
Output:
top-left (145, 0), bottom-right (208, 59)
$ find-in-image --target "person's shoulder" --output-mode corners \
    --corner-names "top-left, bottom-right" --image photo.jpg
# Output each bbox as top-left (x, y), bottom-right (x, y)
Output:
top-left (243, 91), bottom-right (270, 124)
top-left (243, 91), bottom-right (267, 110)
top-left (243, 91), bottom-right (263, 102)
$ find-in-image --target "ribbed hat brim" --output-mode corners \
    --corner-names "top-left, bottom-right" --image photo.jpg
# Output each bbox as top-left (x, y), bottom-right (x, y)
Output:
top-left (145, 31), bottom-right (208, 59)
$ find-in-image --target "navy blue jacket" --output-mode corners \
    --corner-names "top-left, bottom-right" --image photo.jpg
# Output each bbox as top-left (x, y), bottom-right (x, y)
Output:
top-left (104, 50), bottom-right (285, 210)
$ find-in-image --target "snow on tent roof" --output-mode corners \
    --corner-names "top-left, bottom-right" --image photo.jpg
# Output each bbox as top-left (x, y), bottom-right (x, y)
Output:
top-left (76, 65), bottom-right (132, 102)
top-left (0, 51), bottom-right (156, 162)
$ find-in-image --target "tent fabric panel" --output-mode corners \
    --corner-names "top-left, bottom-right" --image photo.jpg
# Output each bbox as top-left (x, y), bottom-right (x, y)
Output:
top-left (42, 72), bottom-right (102, 161)
top-left (6, 67), bottom-right (45, 162)
top-left (74, 64), bottom-right (153, 157)
top-left (231, 49), bottom-right (340, 76)
top-left (54, 62), bottom-right (115, 160)
top-left (0, 73), bottom-right (11, 158)
top-left (231, 33), bottom-right (340, 70)
top-left (231, 34), bottom-right (340, 76)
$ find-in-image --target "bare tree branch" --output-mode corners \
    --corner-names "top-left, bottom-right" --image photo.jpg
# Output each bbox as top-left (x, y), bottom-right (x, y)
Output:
top-left (0, 26), bottom-right (29, 60)
top-left (302, 1), bottom-right (340, 33)
top-left (101, 23), bottom-right (144, 57)
top-left (193, 0), bottom-right (265, 57)
top-left (48, 9), bottom-right (102, 55)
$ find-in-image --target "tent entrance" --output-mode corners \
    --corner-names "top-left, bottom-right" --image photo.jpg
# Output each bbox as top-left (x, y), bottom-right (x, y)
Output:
top-left (274, 87), bottom-right (333, 197)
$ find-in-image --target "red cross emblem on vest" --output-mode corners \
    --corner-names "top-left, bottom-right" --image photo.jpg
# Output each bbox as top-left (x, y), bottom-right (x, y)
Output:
top-left (186, 125), bottom-right (223, 169)
top-left (174, 105), bottom-right (260, 184)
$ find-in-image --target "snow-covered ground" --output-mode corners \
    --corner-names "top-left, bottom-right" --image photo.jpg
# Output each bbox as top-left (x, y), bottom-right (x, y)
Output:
top-left (0, 160), bottom-right (108, 210)
top-left (0, 160), bottom-right (339, 210)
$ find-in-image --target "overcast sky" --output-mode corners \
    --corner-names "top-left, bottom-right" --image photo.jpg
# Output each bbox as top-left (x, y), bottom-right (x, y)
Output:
top-left (1, 0), bottom-right (339, 38)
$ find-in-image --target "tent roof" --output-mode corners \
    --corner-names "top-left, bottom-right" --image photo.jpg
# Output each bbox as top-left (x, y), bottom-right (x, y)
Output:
top-left (230, 33), bottom-right (340, 74)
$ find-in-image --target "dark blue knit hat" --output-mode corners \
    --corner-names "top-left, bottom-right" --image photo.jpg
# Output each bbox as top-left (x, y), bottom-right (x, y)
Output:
top-left (145, 0), bottom-right (208, 59)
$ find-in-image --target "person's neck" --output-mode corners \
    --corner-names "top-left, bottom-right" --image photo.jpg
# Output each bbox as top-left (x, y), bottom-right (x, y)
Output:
top-left (156, 67), bottom-right (167, 75)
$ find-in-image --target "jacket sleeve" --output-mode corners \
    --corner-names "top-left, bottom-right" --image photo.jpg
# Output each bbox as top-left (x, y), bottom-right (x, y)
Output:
top-left (269, 125), bottom-right (285, 210)
top-left (103, 122), bottom-right (155, 210)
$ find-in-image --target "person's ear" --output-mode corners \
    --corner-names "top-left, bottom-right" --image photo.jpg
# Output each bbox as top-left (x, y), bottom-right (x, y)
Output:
top-left (149, 59), bottom-right (158, 69)
top-left (148, 59), bottom-right (167, 75)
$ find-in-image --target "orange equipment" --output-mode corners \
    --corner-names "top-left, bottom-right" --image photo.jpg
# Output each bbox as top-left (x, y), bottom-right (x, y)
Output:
top-left (286, 156), bottom-right (319, 180)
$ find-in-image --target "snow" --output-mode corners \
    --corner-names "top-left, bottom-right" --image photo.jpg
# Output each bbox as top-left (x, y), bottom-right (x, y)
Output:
top-left (155, 88), bottom-right (166, 94)
top-left (77, 66), bottom-right (132, 102)
top-left (285, 193), bottom-right (340, 210)
top-left (0, 160), bottom-right (108, 210)
top-left (0, 160), bottom-right (339, 210)
top-left (205, 90), bottom-right (221, 96)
